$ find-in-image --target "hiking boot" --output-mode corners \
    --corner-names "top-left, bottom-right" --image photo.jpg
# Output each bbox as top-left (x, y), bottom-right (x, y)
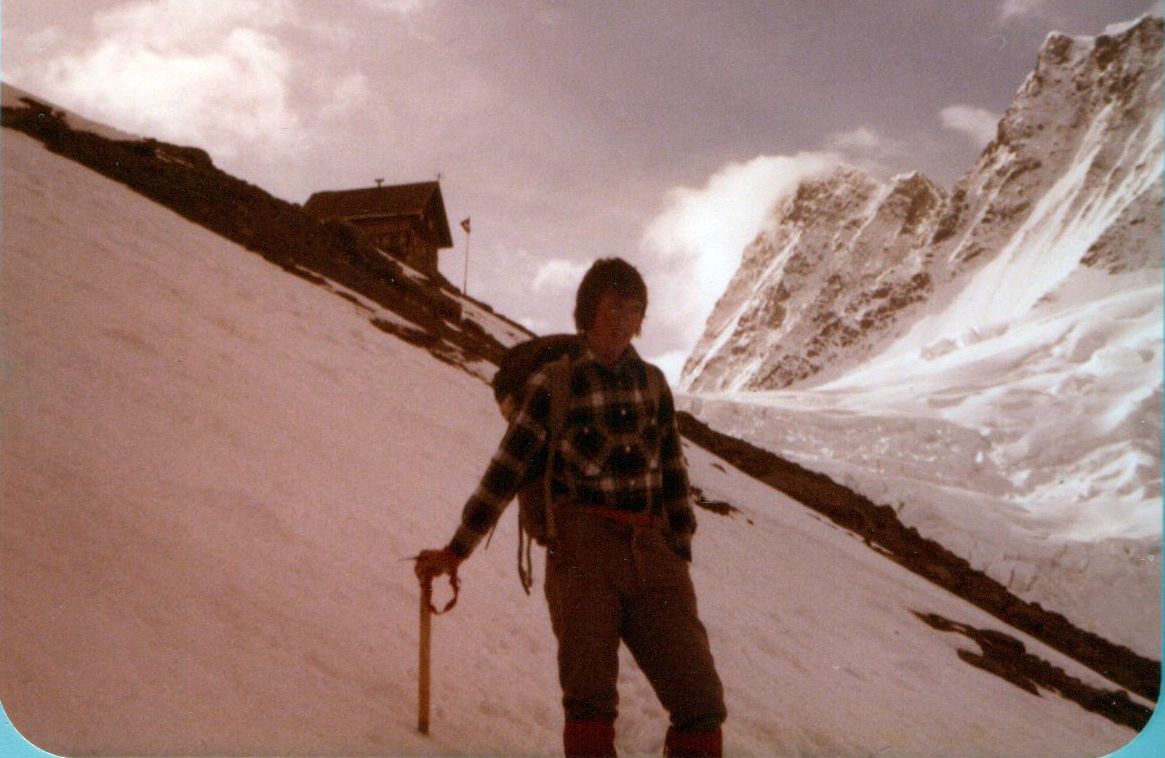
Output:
top-left (563, 719), bottom-right (616, 757)
top-left (664, 726), bottom-right (722, 758)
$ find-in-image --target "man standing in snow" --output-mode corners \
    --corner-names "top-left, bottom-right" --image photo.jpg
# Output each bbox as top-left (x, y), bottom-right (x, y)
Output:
top-left (416, 258), bottom-right (726, 758)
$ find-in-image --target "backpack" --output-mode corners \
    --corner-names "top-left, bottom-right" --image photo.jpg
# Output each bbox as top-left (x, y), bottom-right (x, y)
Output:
top-left (490, 334), bottom-right (581, 593)
top-left (491, 333), bottom-right (664, 593)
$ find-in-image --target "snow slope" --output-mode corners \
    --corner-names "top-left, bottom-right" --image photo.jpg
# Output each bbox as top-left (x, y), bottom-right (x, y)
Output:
top-left (0, 125), bottom-right (1157, 755)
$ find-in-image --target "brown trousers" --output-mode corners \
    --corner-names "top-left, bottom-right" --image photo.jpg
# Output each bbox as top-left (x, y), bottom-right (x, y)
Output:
top-left (544, 510), bottom-right (727, 731)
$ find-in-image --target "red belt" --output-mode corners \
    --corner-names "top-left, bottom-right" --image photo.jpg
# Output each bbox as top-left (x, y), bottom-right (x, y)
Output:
top-left (575, 505), bottom-right (653, 527)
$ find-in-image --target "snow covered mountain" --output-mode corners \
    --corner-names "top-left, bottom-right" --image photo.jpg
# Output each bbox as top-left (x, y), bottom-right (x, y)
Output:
top-left (0, 82), bottom-right (1159, 756)
top-left (683, 15), bottom-right (1163, 394)
top-left (679, 17), bottom-right (1162, 660)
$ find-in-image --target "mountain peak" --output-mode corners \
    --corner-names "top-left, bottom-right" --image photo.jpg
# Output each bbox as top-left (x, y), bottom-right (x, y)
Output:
top-left (1103, 12), bottom-right (1164, 38)
top-left (683, 15), bottom-right (1163, 393)
top-left (778, 165), bottom-right (881, 227)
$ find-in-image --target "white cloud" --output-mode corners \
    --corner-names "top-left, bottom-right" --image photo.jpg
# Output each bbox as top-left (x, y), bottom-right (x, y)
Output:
top-left (998, 0), bottom-right (1051, 24)
top-left (639, 152), bottom-right (841, 358)
top-left (826, 127), bottom-right (885, 151)
top-left (13, 0), bottom-right (364, 163)
top-left (940, 105), bottom-right (1001, 147)
top-left (315, 73), bottom-right (372, 124)
top-left (531, 258), bottom-right (590, 293)
top-left (518, 315), bottom-right (553, 335)
top-left (357, 0), bottom-right (435, 13)
top-left (821, 126), bottom-right (907, 179)
top-left (648, 350), bottom-right (691, 387)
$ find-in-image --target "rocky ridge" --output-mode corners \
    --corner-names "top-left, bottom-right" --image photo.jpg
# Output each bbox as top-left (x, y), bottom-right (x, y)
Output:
top-left (0, 86), bottom-right (532, 375)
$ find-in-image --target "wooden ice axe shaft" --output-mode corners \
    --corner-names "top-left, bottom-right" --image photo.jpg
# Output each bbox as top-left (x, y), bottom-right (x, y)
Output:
top-left (418, 580), bottom-right (432, 735)
top-left (414, 560), bottom-right (459, 735)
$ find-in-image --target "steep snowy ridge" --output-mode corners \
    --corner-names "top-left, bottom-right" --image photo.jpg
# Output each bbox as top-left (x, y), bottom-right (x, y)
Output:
top-left (679, 16), bottom-right (1162, 660)
top-left (897, 18), bottom-right (1164, 353)
top-left (684, 16), bottom-right (1163, 393)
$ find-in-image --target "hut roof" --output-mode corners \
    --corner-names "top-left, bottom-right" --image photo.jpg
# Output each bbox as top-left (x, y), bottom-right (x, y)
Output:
top-left (304, 182), bottom-right (453, 248)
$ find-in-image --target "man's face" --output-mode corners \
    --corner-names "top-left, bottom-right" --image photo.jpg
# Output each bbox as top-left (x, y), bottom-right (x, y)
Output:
top-left (585, 291), bottom-right (645, 365)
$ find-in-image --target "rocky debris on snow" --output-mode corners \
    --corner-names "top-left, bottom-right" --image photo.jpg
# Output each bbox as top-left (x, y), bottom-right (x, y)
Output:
top-left (914, 611), bottom-right (1152, 730)
top-left (689, 485), bottom-right (748, 520)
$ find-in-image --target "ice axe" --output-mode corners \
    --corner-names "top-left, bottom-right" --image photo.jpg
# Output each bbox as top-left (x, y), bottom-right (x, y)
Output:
top-left (411, 553), bottom-right (460, 735)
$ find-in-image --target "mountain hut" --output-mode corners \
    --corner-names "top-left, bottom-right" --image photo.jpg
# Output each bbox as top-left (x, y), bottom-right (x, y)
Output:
top-left (303, 181), bottom-right (453, 276)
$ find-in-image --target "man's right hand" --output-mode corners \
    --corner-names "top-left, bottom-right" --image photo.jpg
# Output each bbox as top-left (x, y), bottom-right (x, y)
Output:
top-left (414, 548), bottom-right (462, 583)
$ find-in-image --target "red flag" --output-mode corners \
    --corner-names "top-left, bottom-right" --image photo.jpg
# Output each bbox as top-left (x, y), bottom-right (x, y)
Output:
top-left (460, 217), bottom-right (471, 234)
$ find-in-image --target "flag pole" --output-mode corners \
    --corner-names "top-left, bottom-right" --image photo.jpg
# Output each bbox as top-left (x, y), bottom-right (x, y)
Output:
top-left (462, 233), bottom-right (470, 295)
top-left (460, 217), bottom-right (472, 296)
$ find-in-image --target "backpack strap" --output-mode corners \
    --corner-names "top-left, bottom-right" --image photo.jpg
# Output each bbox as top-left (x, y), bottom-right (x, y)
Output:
top-left (642, 364), bottom-right (665, 520)
top-left (542, 353), bottom-right (574, 542)
top-left (645, 363), bottom-right (663, 410)
top-left (517, 352), bottom-right (574, 593)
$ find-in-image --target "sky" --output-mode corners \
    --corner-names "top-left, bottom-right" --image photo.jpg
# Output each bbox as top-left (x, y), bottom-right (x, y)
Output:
top-left (2, 0), bottom-right (1160, 380)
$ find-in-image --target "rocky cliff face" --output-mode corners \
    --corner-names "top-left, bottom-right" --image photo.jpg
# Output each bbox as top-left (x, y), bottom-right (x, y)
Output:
top-left (682, 16), bottom-right (1163, 392)
top-left (683, 168), bottom-right (946, 390)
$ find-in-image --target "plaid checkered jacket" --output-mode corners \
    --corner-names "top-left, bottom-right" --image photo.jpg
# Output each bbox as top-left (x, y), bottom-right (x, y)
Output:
top-left (447, 346), bottom-right (695, 559)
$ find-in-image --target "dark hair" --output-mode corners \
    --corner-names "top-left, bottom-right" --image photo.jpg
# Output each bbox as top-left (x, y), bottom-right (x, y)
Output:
top-left (573, 257), bottom-right (648, 332)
